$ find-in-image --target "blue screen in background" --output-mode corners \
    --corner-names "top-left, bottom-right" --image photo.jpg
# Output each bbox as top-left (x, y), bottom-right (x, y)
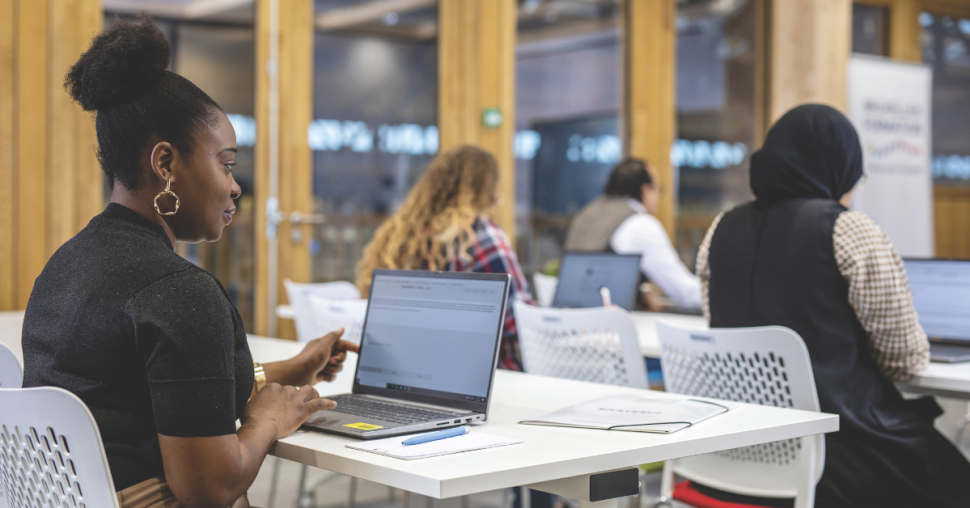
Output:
top-left (554, 253), bottom-right (642, 310)
top-left (905, 259), bottom-right (970, 341)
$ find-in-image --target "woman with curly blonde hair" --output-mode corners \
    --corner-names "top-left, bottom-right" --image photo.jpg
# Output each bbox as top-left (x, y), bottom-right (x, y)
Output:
top-left (356, 145), bottom-right (533, 370)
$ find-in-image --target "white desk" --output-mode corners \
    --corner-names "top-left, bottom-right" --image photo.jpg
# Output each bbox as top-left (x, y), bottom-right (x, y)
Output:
top-left (629, 311), bottom-right (707, 358)
top-left (0, 311), bottom-right (24, 366)
top-left (247, 337), bottom-right (837, 503)
top-left (897, 362), bottom-right (970, 401)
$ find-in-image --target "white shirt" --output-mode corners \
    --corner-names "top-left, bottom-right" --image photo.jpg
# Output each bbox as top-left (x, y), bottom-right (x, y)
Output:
top-left (609, 199), bottom-right (702, 309)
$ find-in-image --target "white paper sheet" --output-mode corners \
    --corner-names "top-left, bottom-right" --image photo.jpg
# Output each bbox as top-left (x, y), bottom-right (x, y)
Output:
top-left (347, 431), bottom-right (523, 460)
top-left (520, 393), bottom-right (740, 434)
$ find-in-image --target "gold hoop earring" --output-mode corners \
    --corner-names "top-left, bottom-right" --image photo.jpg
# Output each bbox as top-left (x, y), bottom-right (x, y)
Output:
top-left (154, 179), bottom-right (180, 216)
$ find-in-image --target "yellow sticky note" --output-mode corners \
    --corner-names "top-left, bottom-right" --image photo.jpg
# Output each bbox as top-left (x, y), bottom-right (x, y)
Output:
top-left (344, 422), bottom-right (383, 430)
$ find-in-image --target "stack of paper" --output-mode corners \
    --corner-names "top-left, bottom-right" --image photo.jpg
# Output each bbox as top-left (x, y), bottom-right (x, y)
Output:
top-left (347, 431), bottom-right (522, 460)
top-left (520, 393), bottom-right (740, 434)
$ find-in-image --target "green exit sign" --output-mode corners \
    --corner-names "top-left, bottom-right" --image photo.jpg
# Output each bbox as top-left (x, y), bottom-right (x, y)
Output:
top-left (482, 107), bottom-right (503, 128)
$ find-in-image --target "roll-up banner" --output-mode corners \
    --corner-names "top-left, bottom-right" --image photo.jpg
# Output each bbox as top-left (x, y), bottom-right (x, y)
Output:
top-left (848, 55), bottom-right (934, 258)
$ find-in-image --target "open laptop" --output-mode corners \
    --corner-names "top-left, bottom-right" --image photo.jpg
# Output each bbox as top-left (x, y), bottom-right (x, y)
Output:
top-left (303, 269), bottom-right (511, 438)
top-left (552, 252), bottom-right (642, 310)
top-left (904, 258), bottom-right (970, 363)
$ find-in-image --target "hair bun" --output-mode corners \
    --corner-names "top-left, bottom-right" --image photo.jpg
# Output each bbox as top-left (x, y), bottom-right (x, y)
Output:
top-left (65, 16), bottom-right (171, 111)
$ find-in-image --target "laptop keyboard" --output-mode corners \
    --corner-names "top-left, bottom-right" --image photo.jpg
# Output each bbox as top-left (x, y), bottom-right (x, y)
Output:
top-left (930, 343), bottom-right (970, 361)
top-left (329, 396), bottom-right (462, 425)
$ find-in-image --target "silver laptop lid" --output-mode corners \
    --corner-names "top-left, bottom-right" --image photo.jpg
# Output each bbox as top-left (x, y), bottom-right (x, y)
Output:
top-left (352, 270), bottom-right (511, 415)
top-left (553, 252), bottom-right (642, 310)
top-left (904, 258), bottom-right (970, 343)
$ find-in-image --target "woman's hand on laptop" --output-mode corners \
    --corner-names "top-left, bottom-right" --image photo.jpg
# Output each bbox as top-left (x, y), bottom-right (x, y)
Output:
top-left (263, 328), bottom-right (361, 388)
top-left (245, 383), bottom-right (337, 439)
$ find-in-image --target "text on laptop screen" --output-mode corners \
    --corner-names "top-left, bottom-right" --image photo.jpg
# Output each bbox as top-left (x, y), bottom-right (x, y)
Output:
top-left (356, 274), bottom-right (507, 402)
top-left (554, 253), bottom-right (642, 310)
top-left (904, 259), bottom-right (970, 342)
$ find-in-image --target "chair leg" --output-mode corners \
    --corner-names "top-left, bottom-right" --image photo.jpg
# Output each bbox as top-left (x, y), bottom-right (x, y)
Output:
top-left (295, 465), bottom-right (315, 508)
top-left (794, 436), bottom-right (818, 508)
top-left (955, 413), bottom-right (970, 450)
top-left (348, 477), bottom-right (358, 508)
top-left (266, 457), bottom-right (282, 508)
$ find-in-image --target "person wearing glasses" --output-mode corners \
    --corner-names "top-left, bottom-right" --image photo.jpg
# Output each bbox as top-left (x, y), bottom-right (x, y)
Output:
top-left (697, 104), bottom-right (970, 506)
top-left (565, 158), bottom-right (701, 310)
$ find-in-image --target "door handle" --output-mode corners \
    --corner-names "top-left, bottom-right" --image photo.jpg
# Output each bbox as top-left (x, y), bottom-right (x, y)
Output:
top-left (289, 211), bottom-right (326, 226)
top-left (265, 198), bottom-right (324, 243)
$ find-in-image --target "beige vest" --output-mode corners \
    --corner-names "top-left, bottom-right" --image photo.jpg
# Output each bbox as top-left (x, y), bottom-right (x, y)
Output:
top-left (564, 196), bottom-right (638, 252)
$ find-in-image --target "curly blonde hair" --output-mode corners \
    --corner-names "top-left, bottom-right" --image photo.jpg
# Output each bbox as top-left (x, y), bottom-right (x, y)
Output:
top-left (355, 145), bottom-right (500, 294)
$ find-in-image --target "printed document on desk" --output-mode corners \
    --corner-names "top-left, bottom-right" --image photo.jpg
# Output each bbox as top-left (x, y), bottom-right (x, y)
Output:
top-left (520, 394), bottom-right (740, 434)
top-left (347, 431), bottom-right (522, 460)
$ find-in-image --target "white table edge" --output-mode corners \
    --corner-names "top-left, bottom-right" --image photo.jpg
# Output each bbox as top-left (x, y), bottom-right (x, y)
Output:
top-left (269, 414), bottom-right (838, 499)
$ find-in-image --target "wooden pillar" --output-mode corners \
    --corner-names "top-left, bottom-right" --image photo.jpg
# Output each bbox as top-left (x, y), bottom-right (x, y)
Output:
top-left (14, 0), bottom-right (49, 308)
top-left (255, 0), bottom-right (313, 338)
top-left (0, 0), bottom-right (101, 310)
top-left (49, 0), bottom-right (103, 253)
top-left (438, 0), bottom-right (517, 239)
top-left (887, 0), bottom-right (922, 61)
top-left (766, 0), bottom-right (852, 123)
top-left (0, 0), bottom-right (15, 310)
top-left (623, 0), bottom-right (677, 236)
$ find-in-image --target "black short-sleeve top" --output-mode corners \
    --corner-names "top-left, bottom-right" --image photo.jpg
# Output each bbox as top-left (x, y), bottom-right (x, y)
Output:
top-left (22, 203), bottom-right (254, 491)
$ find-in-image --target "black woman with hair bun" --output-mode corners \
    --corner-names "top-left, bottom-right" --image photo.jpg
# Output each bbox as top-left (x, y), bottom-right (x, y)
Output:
top-left (21, 16), bottom-right (359, 508)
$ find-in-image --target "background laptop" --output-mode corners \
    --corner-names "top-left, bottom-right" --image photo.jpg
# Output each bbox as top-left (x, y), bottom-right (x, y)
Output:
top-left (303, 269), bottom-right (510, 438)
top-left (553, 252), bottom-right (642, 310)
top-left (904, 258), bottom-right (970, 363)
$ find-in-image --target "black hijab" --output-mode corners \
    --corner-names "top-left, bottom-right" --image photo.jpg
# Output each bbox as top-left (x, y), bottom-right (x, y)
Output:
top-left (750, 104), bottom-right (864, 205)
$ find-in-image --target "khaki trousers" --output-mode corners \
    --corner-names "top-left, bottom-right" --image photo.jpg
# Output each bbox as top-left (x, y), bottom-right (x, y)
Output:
top-left (116, 477), bottom-right (251, 508)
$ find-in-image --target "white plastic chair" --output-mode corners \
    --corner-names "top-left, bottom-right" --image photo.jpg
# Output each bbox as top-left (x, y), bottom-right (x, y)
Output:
top-left (0, 343), bottom-right (21, 389)
top-left (283, 280), bottom-right (361, 343)
top-left (513, 301), bottom-right (647, 389)
top-left (531, 273), bottom-right (558, 308)
top-left (306, 296), bottom-right (368, 345)
top-left (655, 321), bottom-right (824, 508)
top-left (0, 386), bottom-right (119, 508)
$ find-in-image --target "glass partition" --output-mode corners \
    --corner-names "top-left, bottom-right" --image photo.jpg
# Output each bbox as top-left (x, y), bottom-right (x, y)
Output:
top-left (310, 0), bottom-right (438, 283)
top-left (515, 0), bottom-right (622, 275)
top-left (103, 5), bottom-right (257, 329)
top-left (674, 0), bottom-right (758, 269)
top-left (852, 4), bottom-right (890, 56)
top-left (921, 12), bottom-right (970, 185)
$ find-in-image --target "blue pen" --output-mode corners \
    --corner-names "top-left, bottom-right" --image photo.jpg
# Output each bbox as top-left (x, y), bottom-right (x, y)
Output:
top-left (402, 426), bottom-right (469, 446)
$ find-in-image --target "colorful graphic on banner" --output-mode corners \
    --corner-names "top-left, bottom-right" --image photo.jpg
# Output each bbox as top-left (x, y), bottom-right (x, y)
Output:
top-left (848, 56), bottom-right (934, 258)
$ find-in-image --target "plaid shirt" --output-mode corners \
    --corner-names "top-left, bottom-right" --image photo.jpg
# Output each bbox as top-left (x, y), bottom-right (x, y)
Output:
top-left (427, 215), bottom-right (534, 371)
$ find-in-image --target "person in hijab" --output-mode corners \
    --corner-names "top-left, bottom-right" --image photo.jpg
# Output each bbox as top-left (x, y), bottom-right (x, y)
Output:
top-left (695, 104), bottom-right (970, 507)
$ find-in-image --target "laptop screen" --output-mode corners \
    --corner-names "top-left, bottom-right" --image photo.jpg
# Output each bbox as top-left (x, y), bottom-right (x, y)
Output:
top-left (904, 259), bottom-right (970, 342)
top-left (553, 252), bottom-right (642, 310)
top-left (353, 270), bottom-right (510, 412)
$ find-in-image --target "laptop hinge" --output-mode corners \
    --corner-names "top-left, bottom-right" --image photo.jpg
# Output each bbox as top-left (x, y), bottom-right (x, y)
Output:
top-left (354, 394), bottom-right (476, 414)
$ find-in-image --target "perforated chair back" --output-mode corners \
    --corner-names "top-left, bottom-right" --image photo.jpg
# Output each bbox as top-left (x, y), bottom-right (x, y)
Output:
top-left (656, 321), bottom-right (824, 506)
top-left (284, 280), bottom-right (361, 343)
top-left (0, 344), bottom-right (20, 389)
top-left (307, 296), bottom-right (368, 345)
top-left (531, 273), bottom-right (558, 308)
top-left (513, 301), bottom-right (647, 389)
top-left (0, 387), bottom-right (119, 508)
